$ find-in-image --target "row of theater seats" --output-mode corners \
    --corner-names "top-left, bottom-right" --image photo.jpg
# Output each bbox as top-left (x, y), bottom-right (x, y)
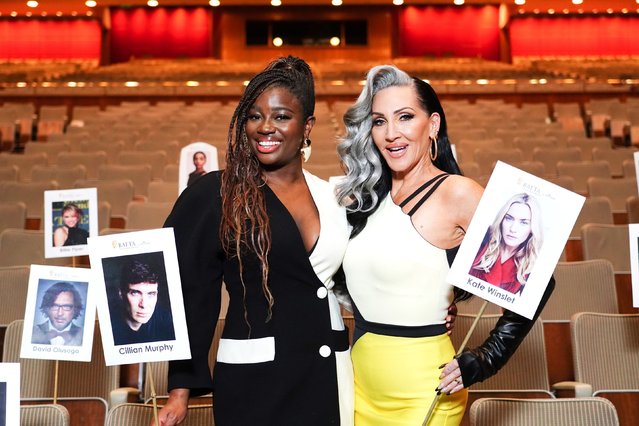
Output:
top-left (10, 403), bottom-right (213, 426)
top-left (5, 57), bottom-right (639, 85)
top-left (1, 395), bottom-right (627, 426)
top-left (1, 99), bottom-right (344, 145)
top-left (1, 259), bottom-right (637, 425)
top-left (1, 99), bottom-right (638, 425)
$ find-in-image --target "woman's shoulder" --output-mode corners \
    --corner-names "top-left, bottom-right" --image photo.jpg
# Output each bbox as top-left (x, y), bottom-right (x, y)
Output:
top-left (303, 170), bottom-right (342, 199)
top-left (167, 171), bottom-right (223, 224)
top-left (181, 170), bottom-right (223, 201)
top-left (302, 169), bottom-right (329, 186)
top-left (442, 174), bottom-right (483, 204)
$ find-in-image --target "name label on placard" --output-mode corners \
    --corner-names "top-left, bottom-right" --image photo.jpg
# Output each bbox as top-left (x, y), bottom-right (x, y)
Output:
top-left (118, 343), bottom-right (174, 355)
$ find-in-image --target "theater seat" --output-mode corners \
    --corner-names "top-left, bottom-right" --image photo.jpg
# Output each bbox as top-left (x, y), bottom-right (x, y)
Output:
top-left (470, 397), bottom-right (619, 426)
top-left (104, 403), bottom-right (212, 426)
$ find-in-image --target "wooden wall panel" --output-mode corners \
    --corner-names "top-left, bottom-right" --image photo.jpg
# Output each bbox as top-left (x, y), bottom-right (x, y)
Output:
top-left (219, 7), bottom-right (393, 63)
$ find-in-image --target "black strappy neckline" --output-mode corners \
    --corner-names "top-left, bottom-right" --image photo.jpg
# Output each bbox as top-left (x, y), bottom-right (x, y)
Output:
top-left (398, 173), bottom-right (449, 216)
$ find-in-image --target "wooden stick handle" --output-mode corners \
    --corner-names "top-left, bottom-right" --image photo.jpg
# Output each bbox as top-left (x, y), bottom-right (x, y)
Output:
top-left (147, 363), bottom-right (159, 426)
top-left (53, 360), bottom-right (59, 405)
top-left (421, 300), bottom-right (489, 426)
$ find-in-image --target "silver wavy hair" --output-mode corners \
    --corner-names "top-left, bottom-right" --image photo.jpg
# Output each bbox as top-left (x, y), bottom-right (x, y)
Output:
top-left (335, 65), bottom-right (413, 212)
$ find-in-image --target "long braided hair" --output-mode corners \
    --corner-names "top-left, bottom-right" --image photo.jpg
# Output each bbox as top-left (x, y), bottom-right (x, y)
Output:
top-left (220, 56), bottom-right (315, 325)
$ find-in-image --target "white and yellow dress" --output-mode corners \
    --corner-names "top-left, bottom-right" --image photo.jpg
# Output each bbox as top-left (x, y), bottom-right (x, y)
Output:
top-left (343, 188), bottom-right (467, 426)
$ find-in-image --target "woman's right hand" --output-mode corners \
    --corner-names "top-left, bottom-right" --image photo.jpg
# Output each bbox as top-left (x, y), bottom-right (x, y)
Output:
top-left (152, 388), bottom-right (189, 426)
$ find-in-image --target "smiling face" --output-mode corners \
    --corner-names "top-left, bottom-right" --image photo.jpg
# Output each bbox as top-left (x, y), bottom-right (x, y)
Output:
top-left (62, 209), bottom-right (79, 228)
top-left (500, 202), bottom-right (532, 248)
top-left (244, 86), bottom-right (313, 170)
top-left (371, 84), bottom-right (439, 175)
top-left (124, 282), bottom-right (158, 331)
top-left (47, 291), bottom-right (75, 331)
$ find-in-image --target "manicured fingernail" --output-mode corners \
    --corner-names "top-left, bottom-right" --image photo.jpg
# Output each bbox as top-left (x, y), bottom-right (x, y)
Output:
top-left (436, 389), bottom-right (441, 395)
top-left (438, 363), bottom-right (446, 369)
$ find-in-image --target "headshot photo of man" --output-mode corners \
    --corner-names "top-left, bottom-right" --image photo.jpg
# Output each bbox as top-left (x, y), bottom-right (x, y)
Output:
top-left (105, 253), bottom-right (175, 345)
top-left (31, 281), bottom-right (85, 346)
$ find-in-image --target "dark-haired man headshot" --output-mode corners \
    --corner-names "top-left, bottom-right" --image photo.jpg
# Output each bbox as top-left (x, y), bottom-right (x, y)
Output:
top-left (31, 281), bottom-right (84, 346)
top-left (110, 257), bottom-right (175, 345)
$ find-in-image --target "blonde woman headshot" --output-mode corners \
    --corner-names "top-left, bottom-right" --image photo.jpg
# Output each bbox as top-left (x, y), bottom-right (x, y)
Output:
top-left (53, 203), bottom-right (89, 247)
top-left (469, 192), bottom-right (543, 295)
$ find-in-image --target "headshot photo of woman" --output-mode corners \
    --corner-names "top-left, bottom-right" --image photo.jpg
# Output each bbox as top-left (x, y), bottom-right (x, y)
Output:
top-left (53, 202), bottom-right (89, 247)
top-left (469, 192), bottom-right (543, 295)
top-left (186, 151), bottom-right (207, 187)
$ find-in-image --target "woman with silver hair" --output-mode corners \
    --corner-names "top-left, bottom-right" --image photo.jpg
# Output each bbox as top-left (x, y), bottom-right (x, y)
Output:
top-left (470, 192), bottom-right (543, 295)
top-left (336, 65), bottom-right (554, 425)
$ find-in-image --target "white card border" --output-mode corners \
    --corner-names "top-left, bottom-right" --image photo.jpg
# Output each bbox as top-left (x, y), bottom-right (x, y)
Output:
top-left (89, 228), bottom-right (191, 366)
top-left (629, 224), bottom-right (639, 308)
top-left (0, 363), bottom-right (20, 426)
top-left (178, 142), bottom-right (219, 195)
top-left (20, 265), bottom-right (96, 362)
top-left (448, 161), bottom-right (585, 319)
top-left (44, 188), bottom-right (98, 259)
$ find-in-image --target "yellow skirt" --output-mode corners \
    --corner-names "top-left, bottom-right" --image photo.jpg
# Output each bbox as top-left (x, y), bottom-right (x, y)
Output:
top-left (352, 331), bottom-right (467, 426)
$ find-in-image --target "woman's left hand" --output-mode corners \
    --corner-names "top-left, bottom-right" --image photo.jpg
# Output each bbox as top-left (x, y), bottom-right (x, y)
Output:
top-left (437, 358), bottom-right (464, 395)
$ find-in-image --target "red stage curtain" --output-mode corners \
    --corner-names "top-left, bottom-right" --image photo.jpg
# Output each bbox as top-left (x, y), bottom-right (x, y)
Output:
top-left (109, 7), bottom-right (212, 63)
top-left (510, 16), bottom-right (639, 57)
top-left (398, 5), bottom-right (500, 60)
top-left (0, 19), bottom-right (101, 59)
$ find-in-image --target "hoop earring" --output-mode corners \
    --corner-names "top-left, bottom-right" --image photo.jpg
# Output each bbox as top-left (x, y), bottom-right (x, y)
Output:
top-left (301, 138), bottom-right (312, 163)
top-left (429, 136), bottom-right (438, 162)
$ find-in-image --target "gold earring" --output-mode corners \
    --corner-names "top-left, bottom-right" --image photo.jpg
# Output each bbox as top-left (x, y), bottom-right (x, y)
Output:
top-left (301, 138), bottom-right (312, 163)
top-left (429, 135), bottom-right (438, 161)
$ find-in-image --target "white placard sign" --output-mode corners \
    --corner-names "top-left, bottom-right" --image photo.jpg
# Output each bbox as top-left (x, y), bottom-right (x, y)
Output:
top-left (178, 142), bottom-right (219, 194)
top-left (0, 363), bottom-right (20, 426)
top-left (448, 161), bottom-right (585, 319)
top-left (44, 188), bottom-right (98, 258)
top-left (89, 228), bottom-right (190, 366)
top-left (20, 265), bottom-right (96, 362)
top-left (628, 224), bottom-right (639, 308)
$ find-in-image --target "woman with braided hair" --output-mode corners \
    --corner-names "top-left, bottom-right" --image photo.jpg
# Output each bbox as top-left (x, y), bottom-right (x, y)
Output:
top-left (156, 56), bottom-right (353, 425)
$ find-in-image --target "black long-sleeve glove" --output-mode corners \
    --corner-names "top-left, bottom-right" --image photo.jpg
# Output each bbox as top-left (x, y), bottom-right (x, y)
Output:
top-left (456, 275), bottom-right (555, 387)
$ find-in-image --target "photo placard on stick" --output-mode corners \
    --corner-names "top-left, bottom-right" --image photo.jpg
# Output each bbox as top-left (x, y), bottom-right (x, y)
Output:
top-left (628, 224), bottom-right (639, 308)
top-left (448, 161), bottom-right (585, 319)
top-left (178, 142), bottom-right (219, 194)
top-left (44, 188), bottom-right (98, 259)
top-left (20, 265), bottom-right (96, 362)
top-left (0, 363), bottom-right (20, 426)
top-left (89, 228), bottom-right (190, 366)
